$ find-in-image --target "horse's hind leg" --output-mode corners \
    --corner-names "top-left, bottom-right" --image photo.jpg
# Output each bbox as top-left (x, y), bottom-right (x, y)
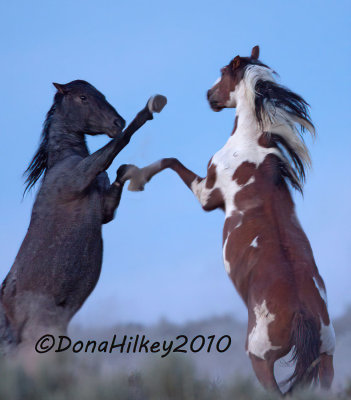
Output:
top-left (319, 353), bottom-right (334, 389)
top-left (250, 354), bottom-right (282, 395)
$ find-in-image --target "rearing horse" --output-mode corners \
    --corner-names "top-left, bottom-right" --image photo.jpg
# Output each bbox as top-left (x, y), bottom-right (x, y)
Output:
top-left (119, 47), bottom-right (335, 394)
top-left (0, 80), bottom-right (166, 352)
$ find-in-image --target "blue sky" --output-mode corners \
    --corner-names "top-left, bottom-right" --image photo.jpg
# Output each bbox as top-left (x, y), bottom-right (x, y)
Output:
top-left (0, 1), bottom-right (350, 327)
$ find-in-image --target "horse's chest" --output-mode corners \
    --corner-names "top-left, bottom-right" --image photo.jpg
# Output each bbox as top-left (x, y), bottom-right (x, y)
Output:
top-left (210, 149), bottom-right (255, 216)
top-left (212, 146), bottom-right (241, 174)
top-left (211, 146), bottom-right (262, 294)
top-left (33, 178), bottom-right (105, 240)
top-left (95, 172), bottom-right (109, 194)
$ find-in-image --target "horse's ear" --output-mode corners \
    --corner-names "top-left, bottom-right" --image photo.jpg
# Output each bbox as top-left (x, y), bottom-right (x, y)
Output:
top-left (251, 45), bottom-right (260, 60)
top-left (52, 82), bottom-right (67, 94)
top-left (233, 56), bottom-right (241, 69)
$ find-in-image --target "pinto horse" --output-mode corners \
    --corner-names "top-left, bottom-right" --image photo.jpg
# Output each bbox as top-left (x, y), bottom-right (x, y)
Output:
top-left (118, 47), bottom-right (335, 394)
top-left (0, 80), bottom-right (166, 352)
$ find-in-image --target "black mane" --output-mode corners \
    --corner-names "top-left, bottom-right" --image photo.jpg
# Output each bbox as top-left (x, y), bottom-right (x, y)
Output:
top-left (23, 92), bottom-right (63, 194)
top-left (254, 79), bottom-right (314, 193)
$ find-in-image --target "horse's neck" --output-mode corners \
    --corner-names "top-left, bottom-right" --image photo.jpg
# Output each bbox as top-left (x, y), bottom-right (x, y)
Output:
top-left (213, 91), bottom-right (290, 216)
top-left (47, 119), bottom-right (89, 168)
top-left (220, 95), bottom-right (266, 161)
top-left (234, 90), bottom-right (259, 140)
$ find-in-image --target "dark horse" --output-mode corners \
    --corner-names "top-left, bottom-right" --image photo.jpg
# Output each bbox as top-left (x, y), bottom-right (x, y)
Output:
top-left (0, 80), bottom-right (166, 351)
top-left (118, 47), bottom-right (335, 394)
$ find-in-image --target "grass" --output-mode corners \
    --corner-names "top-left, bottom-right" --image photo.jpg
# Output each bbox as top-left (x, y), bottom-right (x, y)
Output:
top-left (0, 355), bottom-right (350, 400)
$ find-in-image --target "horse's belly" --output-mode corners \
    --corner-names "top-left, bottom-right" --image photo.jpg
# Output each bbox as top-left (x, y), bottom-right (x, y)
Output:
top-left (9, 194), bottom-right (104, 307)
top-left (222, 227), bottom-right (261, 302)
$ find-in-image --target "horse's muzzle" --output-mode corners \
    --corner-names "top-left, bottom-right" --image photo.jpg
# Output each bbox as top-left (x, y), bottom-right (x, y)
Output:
top-left (108, 117), bottom-right (126, 138)
top-left (209, 100), bottom-right (224, 112)
top-left (114, 117), bottom-right (126, 130)
top-left (207, 90), bottom-right (224, 112)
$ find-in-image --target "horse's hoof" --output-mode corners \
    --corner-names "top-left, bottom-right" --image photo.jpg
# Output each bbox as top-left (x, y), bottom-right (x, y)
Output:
top-left (116, 164), bottom-right (140, 183)
top-left (128, 181), bottom-right (145, 192)
top-left (116, 164), bottom-right (129, 179)
top-left (148, 95), bottom-right (167, 113)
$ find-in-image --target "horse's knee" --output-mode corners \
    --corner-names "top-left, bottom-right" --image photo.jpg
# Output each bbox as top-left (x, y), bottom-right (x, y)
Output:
top-left (319, 353), bottom-right (334, 389)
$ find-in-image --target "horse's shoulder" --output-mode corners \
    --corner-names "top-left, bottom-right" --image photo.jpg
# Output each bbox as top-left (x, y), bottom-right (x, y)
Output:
top-left (44, 156), bottom-right (82, 177)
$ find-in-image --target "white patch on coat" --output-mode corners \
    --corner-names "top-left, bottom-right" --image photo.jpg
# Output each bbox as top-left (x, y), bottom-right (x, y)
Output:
top-left (222, 235), bottom-right (231, 274)
top-left (190, 178), bottom-right (211, 206)
top-left (247, 300), bottom-right (281, 359)
top-left (313, 277), bottom-right (328, 306)
top-left (209, 105), bottom-right (277, 219)
top-left (320, 318), bottom-right (335, 355)
top-left (222, 211), bottom-right (244, 274)
top-left (226, 90), bottom-right (236, 107)
top-left (250, 236), bottom-right (258, 248)
top-left (234, 211), bottom-right (244, 228)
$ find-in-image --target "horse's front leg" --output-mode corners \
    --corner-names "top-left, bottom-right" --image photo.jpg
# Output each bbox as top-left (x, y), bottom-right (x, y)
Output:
top-left (102, 180), bottom-right (125, 224)
top-left (118, 158), bottom-right (224, 211)
top-left (67, 95), bottom-right (167, 195)
top-left (101, 162), bottom-right (141, 223)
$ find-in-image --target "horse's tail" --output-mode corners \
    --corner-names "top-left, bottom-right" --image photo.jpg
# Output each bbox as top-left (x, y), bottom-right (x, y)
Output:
top-left (285, 310), bottom-right (320, 393)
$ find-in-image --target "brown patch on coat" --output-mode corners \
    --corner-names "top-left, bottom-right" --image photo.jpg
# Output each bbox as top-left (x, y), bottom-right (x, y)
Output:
top-left (231, 116), bottom-right (238, 136)
top-left (223, 211), bottom-right (243, 244)
top-left (205, 163), bottom-right (217, 189)
top-left (232, 161), bottom-right (256, 185)
top-left (203, 188), bottom-right (224, 212)
top-left (258, 133), bottom-right (271, 148)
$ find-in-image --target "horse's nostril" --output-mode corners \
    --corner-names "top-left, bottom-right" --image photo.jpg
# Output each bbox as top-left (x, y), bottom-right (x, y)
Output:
top-left (114, 118), bottom-right (126, 130)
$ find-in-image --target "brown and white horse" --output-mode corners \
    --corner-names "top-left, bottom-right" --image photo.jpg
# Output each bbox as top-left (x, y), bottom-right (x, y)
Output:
top-left (119, 46), bottom-right (335, 394)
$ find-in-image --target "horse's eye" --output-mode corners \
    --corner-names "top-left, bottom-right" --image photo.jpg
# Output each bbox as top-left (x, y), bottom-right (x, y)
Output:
top-left (80, 95), bottom-right (87, 101)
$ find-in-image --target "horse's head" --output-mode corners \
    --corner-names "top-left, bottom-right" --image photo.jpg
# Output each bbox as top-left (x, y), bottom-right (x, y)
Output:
top-left (52, 80), bottom-right (126, 138)
top-left (207, 46), bottom-right (267, 111)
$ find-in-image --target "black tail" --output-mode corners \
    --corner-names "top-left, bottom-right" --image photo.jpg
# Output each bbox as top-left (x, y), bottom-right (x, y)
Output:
top-left (285, 311), bottom-right (321, 393)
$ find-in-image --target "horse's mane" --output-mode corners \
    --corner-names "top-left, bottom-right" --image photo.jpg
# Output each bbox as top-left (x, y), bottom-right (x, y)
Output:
top-left (243, 65), bottom-right (315, 193)
top-left (23, 92), bottom-right (63, 194)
